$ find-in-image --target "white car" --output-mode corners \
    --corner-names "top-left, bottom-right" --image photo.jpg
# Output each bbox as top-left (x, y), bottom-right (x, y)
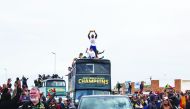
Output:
top-left (78, 95), bottom-right (133, 109)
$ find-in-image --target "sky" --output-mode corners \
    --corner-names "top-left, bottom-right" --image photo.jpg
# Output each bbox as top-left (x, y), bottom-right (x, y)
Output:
top-left (0, 0), bottom-right (190, 88)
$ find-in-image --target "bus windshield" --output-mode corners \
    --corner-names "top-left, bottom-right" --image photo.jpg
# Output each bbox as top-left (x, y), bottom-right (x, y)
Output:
top-left (76, 63), bottom-right (110, 74)
top-left (76, 90), bottom-right (110, 100)
top-left (46, 80), bottom-right (66, 87)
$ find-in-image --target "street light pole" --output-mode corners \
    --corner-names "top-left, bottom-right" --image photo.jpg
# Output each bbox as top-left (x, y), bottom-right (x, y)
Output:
top-left (51, 52), bottom-right (56, 74)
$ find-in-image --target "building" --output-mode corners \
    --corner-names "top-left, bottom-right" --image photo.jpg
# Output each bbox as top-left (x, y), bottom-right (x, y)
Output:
top-left (118, 79), bottom-right (190, 94)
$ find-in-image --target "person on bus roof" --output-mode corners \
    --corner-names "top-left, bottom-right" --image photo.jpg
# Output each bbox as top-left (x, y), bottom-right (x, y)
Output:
top-left (87, 30), bottom-right (104, 58)
top-left (86, 48), bottom-right (96, 59)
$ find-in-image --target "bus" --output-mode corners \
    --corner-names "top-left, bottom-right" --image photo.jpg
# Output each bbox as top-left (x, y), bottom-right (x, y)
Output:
top-left (67, 59), bottom-right (111, 102)
top-left (39, 78), bottom-right (66, 100)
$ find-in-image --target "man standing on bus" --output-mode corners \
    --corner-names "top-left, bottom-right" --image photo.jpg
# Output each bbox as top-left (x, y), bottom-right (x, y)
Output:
top-left (88, 30), bottom-right (104, 59)
top-left (88, 30), bottom-right (97, 55)
top-left (22, 87), bottom-right (49, 109)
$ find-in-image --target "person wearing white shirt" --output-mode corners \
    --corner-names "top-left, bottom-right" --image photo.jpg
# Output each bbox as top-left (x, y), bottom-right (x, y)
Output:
top-left (88, 30), bottom-right (98, 57)
top-left (86, 48), bottom-right (96, 59)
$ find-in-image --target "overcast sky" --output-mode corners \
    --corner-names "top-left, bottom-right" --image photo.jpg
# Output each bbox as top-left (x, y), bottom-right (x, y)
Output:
top-left (0, 0), bottom-right (190, 87)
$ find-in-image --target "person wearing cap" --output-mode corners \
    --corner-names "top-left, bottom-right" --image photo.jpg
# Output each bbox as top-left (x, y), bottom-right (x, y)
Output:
top-left (21, 87), bottom-right (49, 109)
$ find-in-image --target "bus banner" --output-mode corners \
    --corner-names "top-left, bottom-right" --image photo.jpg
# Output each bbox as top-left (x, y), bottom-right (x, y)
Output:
top-left (46, 87), bottom-right (66, 96)
top-left (75, 75), bottom-right (111, 90)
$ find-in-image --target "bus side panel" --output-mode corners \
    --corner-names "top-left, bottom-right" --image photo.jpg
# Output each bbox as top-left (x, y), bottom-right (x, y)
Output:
top-left (46, 87), bottom-right (66, 96)
top-left (75, 75), bottom-right (111, 90)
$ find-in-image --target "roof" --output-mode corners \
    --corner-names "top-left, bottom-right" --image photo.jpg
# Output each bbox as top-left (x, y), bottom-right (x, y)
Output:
top-left (81, 95), bottom-right (129, 98)
top-left (42, 78), bottom-right (65, 82)
top-left (76, 59), bottom-right (111, 64)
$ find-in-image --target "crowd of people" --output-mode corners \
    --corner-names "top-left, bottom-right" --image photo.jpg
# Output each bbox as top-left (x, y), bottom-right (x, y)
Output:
top-left (129, 89), bottom-right (190, 109)
top-left (3, 30), bottom-right (190, 109)
top-left (1, 76), bottom-right (190, 109)
top-left (0, 77), bottom-right (75, 109)
top-left (34, 74), bottom-right (62, 87)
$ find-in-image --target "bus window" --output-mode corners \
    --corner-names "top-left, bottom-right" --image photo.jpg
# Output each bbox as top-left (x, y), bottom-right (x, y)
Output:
top-left (47, 82), bottom-right (51, 87)
top-left (57, 81), bottom-right (66, 86)
top-left (43, 82), bottom-right (46, 87)
top-left (76, 63), bottom-right (94, 74)
top-left (46, 81), bottom-right (66, 87)
top-left (94, 64), bottom-right (110, 74)
top-left (76, 63), bottom-right (110, 74)
top-left (86, 64), bottom-right (94, 73)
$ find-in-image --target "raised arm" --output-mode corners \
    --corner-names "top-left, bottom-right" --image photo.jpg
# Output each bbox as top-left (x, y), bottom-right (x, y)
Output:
top-left (94, 30), bottom-right (97, 39)
top-left (88, 31), bottom-right (92, 39)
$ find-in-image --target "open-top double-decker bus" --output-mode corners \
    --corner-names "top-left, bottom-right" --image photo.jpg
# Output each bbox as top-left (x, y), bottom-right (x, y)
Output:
top-left (67, 59), bottom-right (111, 102)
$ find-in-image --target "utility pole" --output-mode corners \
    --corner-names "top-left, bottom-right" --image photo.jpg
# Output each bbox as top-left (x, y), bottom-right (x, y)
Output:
top-left (51, 52), bottom-right (56, 74)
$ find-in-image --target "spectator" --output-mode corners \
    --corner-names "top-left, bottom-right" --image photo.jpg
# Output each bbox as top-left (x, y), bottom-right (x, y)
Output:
top-left (21, 87), bottom-right (49, 109)
top-left (148, 94), bottom-right (158, 109)
top-left (21, 76), bottom-right (28, 88)
top-left (0, 86), bottom-right (2, 93)
top-left (0, 86), bottom-right (22, 109)
top-left (19, 87), bottom-right (30, 105)
top-left (48, 98), bottom-right (58, 109)
top-left (12, 82), bottom-right (18, 99)
top-left (140, 81), bottom-right (144, 94)
top-left (0, 86), bottom-right (11, 102)
top-left (67, 99), bottom-right (75, 109)
top-left (15, 77), bottom-right (19, 84)
top-left (15, 77), bottom-right (21, 89)
top-left (64, 100), bottom-right (69, 109)
top-left (37, 78), bottom-right (42, 87)
top-left (180, 92), bottom-right (186, 109)
top-left (160, 97), bottom-right (173, 109)
top-left (169, 92), bottom-right (179, 109)
top-left (41, 92), bottom-right (46, 102)
top-left (7, 78), bottom-right (12, 89)
top-left (1, 84), bottom-right (7, 94)
top-left (34, 80), bottom-right (38, 87)
top-left (186, 95), bottom-right (190, 109)
top-left (58, 97), bottom-right (65, 109)
top-left (128, 82), bottom-right (132, 94)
